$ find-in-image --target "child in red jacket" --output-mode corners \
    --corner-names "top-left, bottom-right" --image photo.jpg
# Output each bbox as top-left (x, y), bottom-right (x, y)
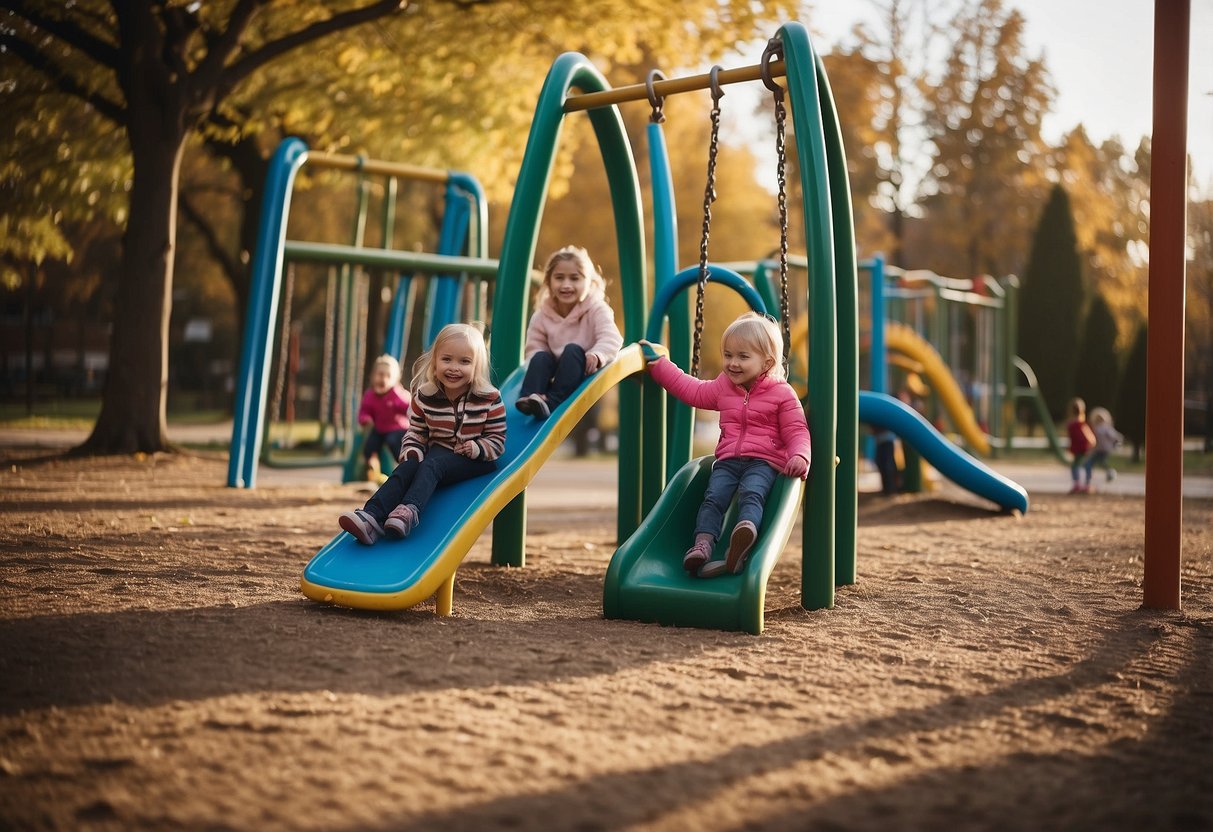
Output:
top-left (641, 312), bottom-right (811, 577)
top-left (1065, 397), bottom-right (1097, 494)
top-left (356, 354), bottom-right (411, 480)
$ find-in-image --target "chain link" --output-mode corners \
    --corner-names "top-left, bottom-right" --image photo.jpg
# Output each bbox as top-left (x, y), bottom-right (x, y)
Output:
top-left (773, 87), bottom-right (791, 377)
top-left (692, 92), bottom-right (722, 378)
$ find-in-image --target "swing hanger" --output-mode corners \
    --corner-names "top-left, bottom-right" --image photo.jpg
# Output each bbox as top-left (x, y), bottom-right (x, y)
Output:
top-left (645, 69), bottom-right (667, 123)
top-left (760, 37), bottom-right (786, 98)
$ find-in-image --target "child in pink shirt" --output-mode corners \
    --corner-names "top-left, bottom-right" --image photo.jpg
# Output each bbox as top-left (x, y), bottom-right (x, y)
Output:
top-left (641, 312), bottom-right (811, 577)
top-left (515, 246), bottom-right (623, 419)
top-left (357, 354), bottom-right (411, 479)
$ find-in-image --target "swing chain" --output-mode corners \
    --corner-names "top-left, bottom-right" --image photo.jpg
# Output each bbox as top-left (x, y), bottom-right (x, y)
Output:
top-left (762, 36), bottom-right (792, 375)
top-left (693, 66), bottom-right (725, 378)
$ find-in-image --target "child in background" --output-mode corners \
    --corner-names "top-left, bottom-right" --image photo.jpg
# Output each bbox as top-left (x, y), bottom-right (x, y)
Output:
top-left (873, 426), bottom-right (899, 495)
top-left (1086, 406), bottom-right (1124, 485)
top-left (516, 246), bottom-right (623, 419)
top-left (1065, 397), bottom-right (1097, 494)
top-left (357, 354), bottom-right (411, 481)
top-left (641, 312), bottom-right (811, 578)
top-left (339, 323), bottom-right (506, 544)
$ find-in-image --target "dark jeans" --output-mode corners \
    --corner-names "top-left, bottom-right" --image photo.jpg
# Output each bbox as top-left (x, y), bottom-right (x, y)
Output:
top-left (363, 428), bottom-right (406, 462)
top-left (875, 438), bottom-right (898, 494)
top-left (363, 445), bottom-right (496, 523)
top-left (520, 344), bottom-right (587, 409)
top-left (695, 456), bottom-right (779, 540)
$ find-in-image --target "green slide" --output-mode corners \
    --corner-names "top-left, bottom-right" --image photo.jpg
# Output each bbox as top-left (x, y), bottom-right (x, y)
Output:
top-left (603, 456), bottom-right (805, 635)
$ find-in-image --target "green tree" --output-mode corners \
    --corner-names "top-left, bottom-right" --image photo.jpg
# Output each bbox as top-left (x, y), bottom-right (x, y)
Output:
top-left (1050, 128), bottom-right (1150, 347)
top-left (1073, 292), bottom-right (1120, 414)
top-left (1115, 322), bottom-right (1147, 462)
top-left (1018, 183), bottom-right (1084, 419)
top-left (1188, 197), bottom-right (1213, 451)
top-left (917, 0), bottom-right (1053, 279)
top-left (2, 0), bottom-right (409, 454)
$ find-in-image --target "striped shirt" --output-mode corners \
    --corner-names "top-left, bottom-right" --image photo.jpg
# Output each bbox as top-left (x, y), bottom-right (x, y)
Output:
top-left (399, 383), bottom-right (506, 462)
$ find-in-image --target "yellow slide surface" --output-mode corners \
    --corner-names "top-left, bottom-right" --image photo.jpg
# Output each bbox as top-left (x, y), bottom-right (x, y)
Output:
top-left (788, 318), bottom-right (989, 455)
top-left (883, 323), bottom-right (990, 455)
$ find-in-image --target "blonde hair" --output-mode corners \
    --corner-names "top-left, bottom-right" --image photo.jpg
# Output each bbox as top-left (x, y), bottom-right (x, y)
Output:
top-left (370, 354), bottom-right (401, 386)
top-left (1068, 397), bottom-right (1087, 420)
top-left (723, 312), bottom-right (785, 381)
top-left (1089, 406), bottom-right (1112, 427)
top-left (535, 245), bottom-right (607, 307)
top-left (411, 323), bottom-right (494, 395)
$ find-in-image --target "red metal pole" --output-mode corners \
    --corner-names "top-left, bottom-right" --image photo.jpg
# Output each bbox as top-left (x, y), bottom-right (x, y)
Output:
top-left (1143, 0), bottom-right (1189, 610)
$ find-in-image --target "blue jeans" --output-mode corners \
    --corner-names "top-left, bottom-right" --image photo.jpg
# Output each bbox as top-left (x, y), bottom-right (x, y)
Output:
top-left (362, 445), bottom-right (496, 523)
top-left (696, 456), bottom-right (779, 540)
top-left (1071, 453), bottom-right (1091, 485)
top-left (520, 344), bottom-right (588, 409)
top-left (363, 428), bottom-right (406, 462)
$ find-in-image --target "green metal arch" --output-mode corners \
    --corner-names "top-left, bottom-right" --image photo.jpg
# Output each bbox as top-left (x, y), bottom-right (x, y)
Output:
top-left (489, 52), bottom-right (649, 567)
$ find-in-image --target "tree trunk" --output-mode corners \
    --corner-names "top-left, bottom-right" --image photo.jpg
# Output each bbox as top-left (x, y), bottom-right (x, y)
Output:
top-left (78, 116), bottom-right (185, 454)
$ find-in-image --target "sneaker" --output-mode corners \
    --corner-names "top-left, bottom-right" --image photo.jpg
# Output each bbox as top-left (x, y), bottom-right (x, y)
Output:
top-left (682, 539), bottom-right (713, 574)
top-left (1107, 468), bottom-right (1117, 482)
top-left (515, 394), bottom-right (550, 418)
top-left (527, 394), bottom-right (550, 419)
top-left (725, 520), bottom-right (757, 574)
top-left (384, 504), bottom-right (420, 539)
top-left (1069, 484), bottom-right (1083, 494)
top-left (338, 509), bottom-right (383, 545)
top-left (698, 559), bottom-right (729, 578)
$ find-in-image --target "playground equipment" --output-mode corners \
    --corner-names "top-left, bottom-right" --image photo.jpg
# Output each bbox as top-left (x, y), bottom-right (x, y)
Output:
top-left (775, 253), bottom-right (1065, 464)
top-left (227, 143), bottom-right (494, 488)
top-left (300, 24), bottom-right (1028, 633)
top-left (300, 26), bottom-right (858, 629)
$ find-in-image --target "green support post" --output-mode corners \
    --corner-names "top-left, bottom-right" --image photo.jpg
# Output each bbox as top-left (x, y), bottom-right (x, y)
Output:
top-left (780, 23), bottom-right (840, 612)
top-left (816, 48), bottom-right (859, 590)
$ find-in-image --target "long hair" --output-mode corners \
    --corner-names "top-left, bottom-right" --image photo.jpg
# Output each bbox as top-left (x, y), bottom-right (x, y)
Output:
top-left (722, 312), bottom-right (785, 382)
top-left (410, 323), bottom-right (495, 396)
top-left (534, 245), bottom-right (607, 308)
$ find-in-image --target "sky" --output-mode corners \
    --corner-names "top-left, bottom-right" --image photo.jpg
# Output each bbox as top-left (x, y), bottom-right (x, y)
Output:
top-left (800, 0), bottom-right (1213, 191)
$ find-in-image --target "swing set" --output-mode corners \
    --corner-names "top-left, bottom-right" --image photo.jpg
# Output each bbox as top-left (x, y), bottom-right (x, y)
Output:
top-left (227, 149), bottom-right (495, 489)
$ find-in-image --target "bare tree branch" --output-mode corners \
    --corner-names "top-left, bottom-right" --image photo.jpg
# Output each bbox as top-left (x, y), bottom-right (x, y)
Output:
top-left (0, 33), bottom-right (125, 125)
top-left (0, 0), bottom-right (122, 69)
top-left (179, 191), bottom-right (242, 283)
top-left (192, 0), bottom-right (265, 92)
top-left (217, 0), bottom-right (405, 92)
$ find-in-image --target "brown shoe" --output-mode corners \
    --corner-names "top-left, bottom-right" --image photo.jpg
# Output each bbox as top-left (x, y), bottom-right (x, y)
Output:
top-left (725, 521), bottom-right (757, 574)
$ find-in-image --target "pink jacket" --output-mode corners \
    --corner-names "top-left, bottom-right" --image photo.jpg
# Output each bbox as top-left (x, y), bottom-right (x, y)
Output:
top-left (524, 289), bottom-right (623, 369)
top-left (648, 357), bottom-right (811, 470)
top-left (358, 385), bottom-right (411, 434)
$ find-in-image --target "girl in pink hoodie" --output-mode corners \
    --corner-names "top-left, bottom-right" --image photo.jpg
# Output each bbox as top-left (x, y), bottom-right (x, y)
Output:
top-left (516, 246), bottom-right (623, 419)
top-left (641, 312), bottom-right (811, 577)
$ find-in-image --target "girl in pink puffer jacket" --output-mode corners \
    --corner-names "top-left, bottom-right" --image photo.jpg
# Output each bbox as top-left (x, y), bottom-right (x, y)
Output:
top-left (641, 312), bottom-right (811, 577)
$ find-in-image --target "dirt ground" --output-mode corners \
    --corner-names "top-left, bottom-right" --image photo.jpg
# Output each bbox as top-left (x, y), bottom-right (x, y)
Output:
top-left (0, 448), bottom-right (1211, 832)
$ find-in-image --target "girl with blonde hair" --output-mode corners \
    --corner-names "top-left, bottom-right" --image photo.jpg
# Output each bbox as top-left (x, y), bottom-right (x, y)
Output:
top-left (339, 323), bottom-right (506, 543)
top-left (641, 311), bottom-right (811, 577)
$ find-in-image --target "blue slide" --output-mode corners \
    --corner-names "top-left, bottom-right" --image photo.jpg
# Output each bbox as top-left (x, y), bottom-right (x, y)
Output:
top-left (301, 344), bottom-right (649, 612)
top-left (859, 390), bottom-right (1029, 513)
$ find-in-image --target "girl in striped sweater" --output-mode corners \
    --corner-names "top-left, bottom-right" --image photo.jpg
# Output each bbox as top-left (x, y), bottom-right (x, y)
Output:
top-left (339, 323), bottom-right (506, 544)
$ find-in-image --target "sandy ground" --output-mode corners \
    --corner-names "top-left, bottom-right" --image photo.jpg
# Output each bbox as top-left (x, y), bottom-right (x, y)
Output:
top-left (0, 447), bottom-right (1211, 832)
